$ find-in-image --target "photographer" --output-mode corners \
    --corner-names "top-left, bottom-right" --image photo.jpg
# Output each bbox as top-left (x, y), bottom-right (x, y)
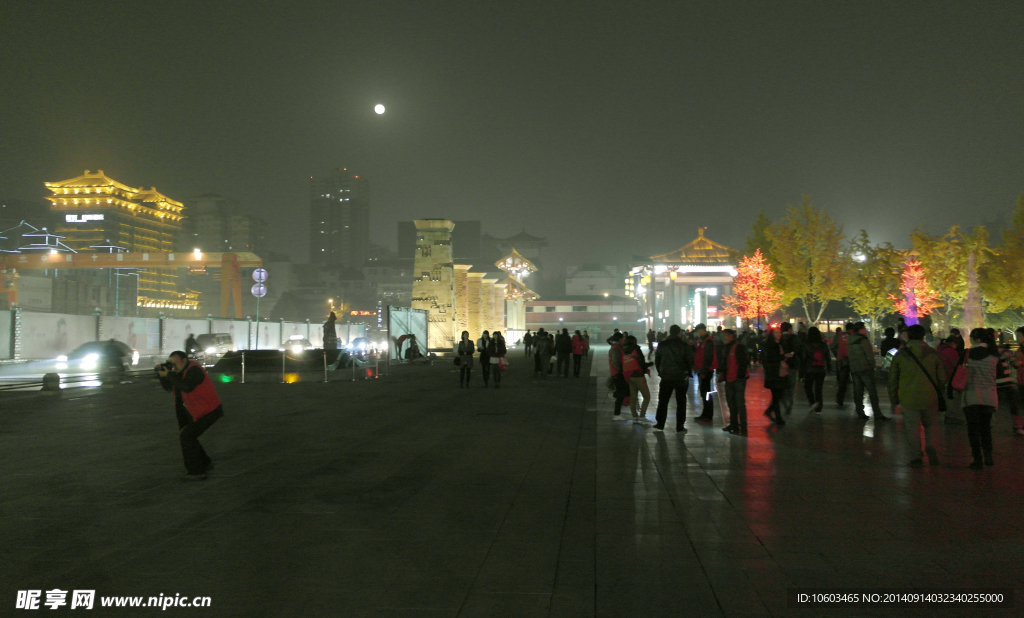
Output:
top-left (157, 350), bottom-right (224, 481)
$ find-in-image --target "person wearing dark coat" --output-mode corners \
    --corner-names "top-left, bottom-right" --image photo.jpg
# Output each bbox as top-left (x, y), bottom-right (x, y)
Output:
top-left (477, 331), bottom-right (492, 386)
top-left (555, 328), bottom-right (573, 378)
top-left (780, 322), bottom-right (799, 414)
top-left (653, 325), bottom-right (694, 432)
top-left (692, 323), bottom-right (718, 423)
top-left (455, 331), bottom-right (475, 387)
top-left (761, 327), bottom-right (788, 425)
top-left (802, 327), bottom-right (832, 413)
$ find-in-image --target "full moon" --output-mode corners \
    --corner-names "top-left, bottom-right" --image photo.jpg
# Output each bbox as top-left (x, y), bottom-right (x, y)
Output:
top-left (374, 104), bottom-right (385, 115)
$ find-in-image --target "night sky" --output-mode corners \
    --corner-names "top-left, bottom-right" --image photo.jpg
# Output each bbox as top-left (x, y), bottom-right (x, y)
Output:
top-left (2, 1), bottom-right (1022, 271)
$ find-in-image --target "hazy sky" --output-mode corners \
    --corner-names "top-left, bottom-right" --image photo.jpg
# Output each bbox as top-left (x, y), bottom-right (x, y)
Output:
top-left (2, 1), bottom-right (1022, 271)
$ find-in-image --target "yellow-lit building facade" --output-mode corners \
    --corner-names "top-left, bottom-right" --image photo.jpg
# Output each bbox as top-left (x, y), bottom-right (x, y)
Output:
top-left (45, 170), bottom-right (197, 311)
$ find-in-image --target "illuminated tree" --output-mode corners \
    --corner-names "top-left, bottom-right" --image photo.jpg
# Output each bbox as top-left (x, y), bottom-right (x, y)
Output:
top-left (911, 225), bottom-right (990, 333)
top-left (844, 230), bottom-right (903, 329)
top-left (722, 249), bottom-right (783, 324)
top-left (889, 260), bottom-right (941, 325)
top-left (765, 196), bottom-right (846, 325)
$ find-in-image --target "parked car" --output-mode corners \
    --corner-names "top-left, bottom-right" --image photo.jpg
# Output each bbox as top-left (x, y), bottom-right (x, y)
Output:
top-left (56, 340), bottom-right (136, 373)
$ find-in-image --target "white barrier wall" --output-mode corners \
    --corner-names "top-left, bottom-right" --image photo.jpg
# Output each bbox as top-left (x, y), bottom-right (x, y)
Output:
top-left (163, 319), bottom-right (212, 354)
top-left (210, 320), bottom-right (249, 350)
top-left (21, 312), bottom-right (97, 358)
top-left (281, 321), bottom-right (311, 347)
top-left (0, 311), bottom-right (11, 360)
top-left (254, 321), bottom-right (282, 349)
top-left (103, 317), bottom-right (161, 356)
top-left (6, 310), bottom-right (374, 360)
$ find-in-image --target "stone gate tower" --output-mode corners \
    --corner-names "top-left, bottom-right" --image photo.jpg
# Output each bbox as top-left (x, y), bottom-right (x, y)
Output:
top-left (410, 219), bottom-right (456, 351)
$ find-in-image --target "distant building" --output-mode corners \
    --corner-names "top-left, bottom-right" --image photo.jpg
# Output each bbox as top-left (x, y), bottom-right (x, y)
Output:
top-left (630, 227), bottom-right (738, 330)
top-left (398, 220), bottom-right (481, 261)
top-left (481, 230), bottom-right (547, 266)
top-left (525, 295), bottom-right (639, 340)
top-left (565, 264), bottom-right (623, 297)
top-left (310, 168), bottom-right (370, 269)
top-left (180, 193), bottom-right (266, 254)
top-left (44, 170), bottom-right (190, 311)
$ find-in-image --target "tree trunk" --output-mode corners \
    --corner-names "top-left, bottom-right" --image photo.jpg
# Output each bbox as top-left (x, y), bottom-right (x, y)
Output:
top-left (964, 251), bottom-right (984, 332)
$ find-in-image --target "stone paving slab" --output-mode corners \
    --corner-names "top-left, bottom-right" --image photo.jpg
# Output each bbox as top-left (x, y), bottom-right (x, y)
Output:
top-left (1, 348), bottom-right (1022, 617)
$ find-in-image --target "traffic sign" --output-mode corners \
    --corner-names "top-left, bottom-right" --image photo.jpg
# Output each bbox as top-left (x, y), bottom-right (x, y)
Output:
top-left (251, 283), bottom-right (267, 298)
top-left (253, 268), bottom-right (268, 283)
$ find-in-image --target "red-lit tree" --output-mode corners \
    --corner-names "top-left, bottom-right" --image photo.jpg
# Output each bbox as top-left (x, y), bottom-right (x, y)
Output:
top-left (722, 249), bottom-right (783, 324)
top-left (889, 260), bottom-right (941, 326)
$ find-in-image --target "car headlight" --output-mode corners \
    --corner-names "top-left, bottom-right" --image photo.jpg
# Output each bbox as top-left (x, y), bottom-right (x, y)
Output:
top-left (57, 355), bottom-right (68, 362)
top-left (359, 343), bottom-right (366, 351)
top-left (132, 350), bottom-right (140, 365)
top-left (292, 345), bottom-right (303, 354)
top-left (81, 353), bottom-right (99, 370)
top-left (205, 347), bottom-right (217, 354)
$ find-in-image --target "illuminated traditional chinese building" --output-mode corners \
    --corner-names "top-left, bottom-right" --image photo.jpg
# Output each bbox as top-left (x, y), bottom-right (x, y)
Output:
top-left (495, 248), bottom-right (538, 341)
top-left (630, 227), bottom-right (738, 330)
top-left (44, 170), bottom-right (197, 311)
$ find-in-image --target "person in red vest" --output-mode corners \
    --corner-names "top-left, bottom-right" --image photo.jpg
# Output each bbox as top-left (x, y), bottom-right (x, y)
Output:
top-left (693, 324), bottom-right (718, 423)
top-left (716, 329), bottom-right (750, 434)
top-left (158, 350), bottom-right (225, 481)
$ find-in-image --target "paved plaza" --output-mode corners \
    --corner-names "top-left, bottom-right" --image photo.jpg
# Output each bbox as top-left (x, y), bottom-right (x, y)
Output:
top-left (2, 348), bottom-right (1023, 617)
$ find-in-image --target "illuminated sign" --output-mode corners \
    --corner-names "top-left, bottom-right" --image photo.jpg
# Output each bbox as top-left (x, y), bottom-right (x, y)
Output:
top-left (65, 214), bottom-right (105, 223)
top-left (350, 310), bottom-right (375, 316)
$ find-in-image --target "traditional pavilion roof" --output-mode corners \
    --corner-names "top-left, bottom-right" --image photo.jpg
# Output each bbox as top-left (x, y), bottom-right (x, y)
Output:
top-left (44, 170), bottom-right (184, 216)
top-left (500, 276), bottom-right (540, 301)
top-left (650, 227), bottom-right (735, 265)
top-left (495, 247), bottom-right (537, 276)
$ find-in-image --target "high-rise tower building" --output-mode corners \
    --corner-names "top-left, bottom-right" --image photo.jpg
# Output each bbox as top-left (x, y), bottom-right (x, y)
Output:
top-left (180, 193), bottom-right (266, 254)
top-left (309, 168), bottom-right (370, 269)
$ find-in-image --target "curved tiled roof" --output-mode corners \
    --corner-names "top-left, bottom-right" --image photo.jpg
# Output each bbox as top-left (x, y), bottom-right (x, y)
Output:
top-left (650, 227), bottom-right (735, 265)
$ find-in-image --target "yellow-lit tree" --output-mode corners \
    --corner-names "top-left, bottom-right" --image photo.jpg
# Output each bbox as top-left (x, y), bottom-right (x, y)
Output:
top-left (722, 249), bottom-right (783, 324)
top-left (765, 196), bottom-right (846, 325)
top-left (844, 230), bottom-right (903, 329)
top-left (911, 225), bottom-right (990, 334)
top-left (981, 196), bottom-right (1024, 317)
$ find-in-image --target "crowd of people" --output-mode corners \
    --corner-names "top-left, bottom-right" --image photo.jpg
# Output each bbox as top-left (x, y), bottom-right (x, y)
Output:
top-left (604, 320), bottom-right (1024, 469)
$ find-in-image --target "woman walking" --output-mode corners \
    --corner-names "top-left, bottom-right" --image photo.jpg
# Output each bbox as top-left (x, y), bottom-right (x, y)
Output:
top-left (489, 332), bottom-right (507, 388)
top-left (802, 327), bottom-right (831, 413)
top-left (622, 335), bottom-right (652, 421)
top-left (962, 328), bottom-right (999, 469)
top-left (761, 326), bottom-right (788, 426)
top-left (571, 330), bottom-right (587, 377)
top-left (456, 331), bottom-right (475, 387)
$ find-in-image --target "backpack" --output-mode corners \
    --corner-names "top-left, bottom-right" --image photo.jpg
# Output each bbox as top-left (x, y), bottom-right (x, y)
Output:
top-left (622, 352), bottom-right (641, 376)
top-left (810, 347), bottom-right (825, 368)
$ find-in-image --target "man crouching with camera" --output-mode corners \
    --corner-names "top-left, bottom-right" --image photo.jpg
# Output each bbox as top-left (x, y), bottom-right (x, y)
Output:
top-left (157, 351), bottom-right (224, 481)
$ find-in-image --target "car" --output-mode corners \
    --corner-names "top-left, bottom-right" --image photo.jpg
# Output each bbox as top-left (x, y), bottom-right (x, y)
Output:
top-left (196, 333), bottom-right (234, 361)
top-left (57, 340), bottom-right (137, 373)
top-left (285, 335), bottom-right (314, 354)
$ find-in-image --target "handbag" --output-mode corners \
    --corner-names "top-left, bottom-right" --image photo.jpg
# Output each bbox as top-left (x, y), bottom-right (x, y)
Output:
top-left (779, 360), bottom-right (789, 378)
top-left (453, 356), bottom-right (462, 367)
top-left (901, 347), bottom-right (948, 413)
